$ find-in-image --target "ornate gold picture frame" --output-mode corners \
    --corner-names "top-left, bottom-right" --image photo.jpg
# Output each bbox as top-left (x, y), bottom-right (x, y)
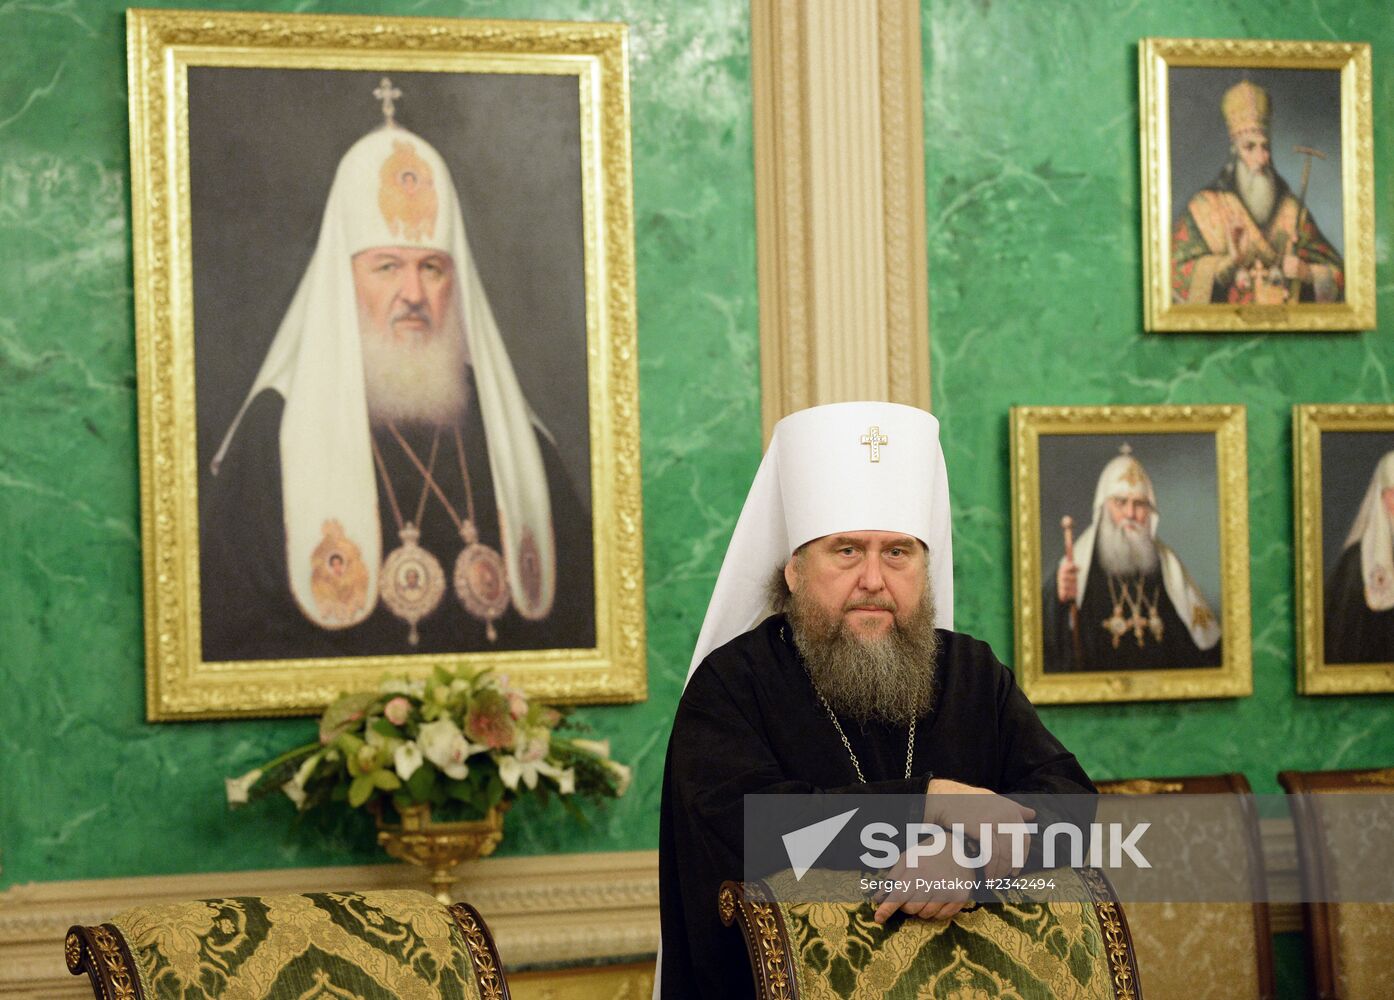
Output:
top-left (128, 9), bottom-right (643, 719)
top-left (1140, 37), bottom-right (1373, 332)
top-left (1011, 406), bottom-right (1251, 704)
top-left (1294, 405), bottom-right (1394, 694)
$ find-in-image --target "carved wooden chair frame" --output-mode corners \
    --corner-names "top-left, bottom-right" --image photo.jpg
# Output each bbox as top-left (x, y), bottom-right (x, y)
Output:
top-left (65, 898), bottom-right (511, 1000)
top-left (719, 868), bottom-right (1143, 1000)
top-left (1278, 764), bottom-right (1394, 1000)
top-left (1098, 771), bottom-right (1276, 999)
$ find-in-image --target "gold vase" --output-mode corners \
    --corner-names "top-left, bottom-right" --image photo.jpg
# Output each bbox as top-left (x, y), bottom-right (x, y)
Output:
top-left (376, 802), bottom-right (508, 902)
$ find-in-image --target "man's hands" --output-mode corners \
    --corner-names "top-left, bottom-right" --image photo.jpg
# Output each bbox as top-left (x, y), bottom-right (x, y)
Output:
top-left (871, 778), bottom-right (1036, 925)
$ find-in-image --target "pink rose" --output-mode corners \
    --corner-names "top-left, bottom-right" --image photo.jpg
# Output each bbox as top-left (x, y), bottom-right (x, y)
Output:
top-left (384, 697), bottom-right (411, 727)
top-left (465, 691), bottom-right (517, 750)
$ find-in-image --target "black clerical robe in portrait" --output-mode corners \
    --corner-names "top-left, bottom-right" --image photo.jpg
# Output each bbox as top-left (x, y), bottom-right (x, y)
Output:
top-left (199, 371), bottom-right (594, 661)
top-left (1324, 545), bottom-right (1394, 664)
top-left (1043, 567), bottom-right (1221, 673)
top-left (659, 614), bottom-right (1094, 999)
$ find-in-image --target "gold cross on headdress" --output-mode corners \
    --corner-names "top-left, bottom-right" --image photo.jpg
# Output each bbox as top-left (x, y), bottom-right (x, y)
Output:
top-left (859, 426), bottom-right (888, 463)
top-left (374, 77), bottom-right (402, 127)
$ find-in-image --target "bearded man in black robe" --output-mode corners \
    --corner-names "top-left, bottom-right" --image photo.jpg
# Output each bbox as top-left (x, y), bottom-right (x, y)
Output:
top-left (200, 87), bottom-right (592, 661)
top-left (658, 402), bottom-right (1094, 999)
top-left (1044, 447), bottom-right (1221, 673)
top-left (1325, 451), bottom-right (1394, 664)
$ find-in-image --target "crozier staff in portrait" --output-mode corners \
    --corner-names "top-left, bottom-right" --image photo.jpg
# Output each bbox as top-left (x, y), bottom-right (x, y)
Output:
top-left (1169, 70), bottom-right (1344, 306)
top-left (1041, 439), bottom-right (1221, 674)
top-left (193, 70), bottom-right (594, 662)
top-left (1320, 433), bottom-right (1394, 665)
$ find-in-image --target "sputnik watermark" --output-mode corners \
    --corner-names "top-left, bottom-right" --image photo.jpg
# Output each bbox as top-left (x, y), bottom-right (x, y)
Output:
top-left (780, 808), bottom-right (1150, 881)
top-left (746, 791), bottom-right (1394, 904)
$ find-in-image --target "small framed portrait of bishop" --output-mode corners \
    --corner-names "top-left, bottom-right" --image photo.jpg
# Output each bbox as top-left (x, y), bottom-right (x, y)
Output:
top-left (127, 10), bottom-right (644, 719)
top-left (1139, 37), bottom-right (1373, 332)
top-left (1011, 406), bottom-right (1252, 704)
top-left (1294, 405), bottom-right (1394, 695)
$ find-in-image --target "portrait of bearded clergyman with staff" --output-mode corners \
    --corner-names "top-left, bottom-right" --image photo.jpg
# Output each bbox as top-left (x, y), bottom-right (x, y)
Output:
top-left (1169, 69), bottom-right (1345, 306)
top-left (1041, 442), bottom-right (1222, 674)
top-left (195, 73), bottom-right (595, 662)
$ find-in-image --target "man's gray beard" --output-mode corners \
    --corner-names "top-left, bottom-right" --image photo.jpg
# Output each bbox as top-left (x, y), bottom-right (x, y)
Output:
top-left (1095, 514), bottom-right (1160, 577)
top-left (1235, 159), bottom-right (1277, 226)
top-left (359, 303), bottom-right (470, 426)
top-left (786, 584), bottom-right (940, 727)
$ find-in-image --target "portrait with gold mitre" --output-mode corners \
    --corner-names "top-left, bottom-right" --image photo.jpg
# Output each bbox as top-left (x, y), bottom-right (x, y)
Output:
top-left (1140, 37), bottom-right (1373, 332)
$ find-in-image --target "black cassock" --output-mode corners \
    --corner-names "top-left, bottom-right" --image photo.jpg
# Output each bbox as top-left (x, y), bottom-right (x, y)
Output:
top-left (1324, 544), bottom-right (1394, 664)
top-left (659, 614), bottom-right (1094, 999)
top-left (199, 370), bottom-right (594, 661)
top-left (1042, 565), bottom-right (1221, 673)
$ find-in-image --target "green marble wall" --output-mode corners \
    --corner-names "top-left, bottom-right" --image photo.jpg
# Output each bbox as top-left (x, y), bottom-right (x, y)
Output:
top-left (0, 0), bottom-right (758, 886)
top-left (923, 5), bottom-right (1391, 994)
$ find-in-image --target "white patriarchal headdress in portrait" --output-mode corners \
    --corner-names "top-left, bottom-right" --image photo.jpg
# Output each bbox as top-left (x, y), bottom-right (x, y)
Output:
top-left (1342, 450), bottom-right (1394, 612)
top-left (686, 400), bottom-right (956, 683)
top-left (212, 84), bottom-right (554, 631)
top-left (1069, 445), bottom-right (1219, 651)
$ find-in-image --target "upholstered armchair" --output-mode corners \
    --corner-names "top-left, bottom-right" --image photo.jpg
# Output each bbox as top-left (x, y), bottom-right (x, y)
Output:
top-left (720, 866), bottom-right (1141, 999)
top-left (1279, 765), bottom-right (1394, 1000)
top-left (1096, 773), bottom-right (1274, 1000)
top-left (65, 889), bottom-right (509, 999)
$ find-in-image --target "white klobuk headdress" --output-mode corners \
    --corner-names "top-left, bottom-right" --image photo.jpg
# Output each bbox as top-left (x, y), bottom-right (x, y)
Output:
top-left (686, 401), bottom-right (955, 684)
top-left (212, 105), bottom-right (554, 630)
top-left (1069, 447), bottom-right (1220, 650)
top-left (1341, 451), bottom-right (1394, 612)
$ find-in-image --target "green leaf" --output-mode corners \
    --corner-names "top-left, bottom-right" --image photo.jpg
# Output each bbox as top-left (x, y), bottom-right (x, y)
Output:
top-left (406, 764), bottom-right (436, 801)
top-left (446, 779), bottom-right (474, 802)
top-left (485, 774), bottom-right (504, 810)
top-left (371, 719), bottom-right (401, 739)
top-left (348, 773), bottom-right (376, 808)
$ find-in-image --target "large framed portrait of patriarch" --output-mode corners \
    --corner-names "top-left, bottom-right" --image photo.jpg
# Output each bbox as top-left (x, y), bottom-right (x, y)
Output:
top-left (1139, 37), bottom-right (1373, 332)
top-left (127, 9), bottom-right (643, 719)
top-left (1011, 406), bottom-right (1252, 705)
top-left (1295, 405), bottom-right (1394, 695)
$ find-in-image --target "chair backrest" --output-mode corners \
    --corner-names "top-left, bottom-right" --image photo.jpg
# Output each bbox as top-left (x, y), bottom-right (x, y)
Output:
top-left (1096, 772), bottom-right (1274, 1000)
top-left (720, 866), bottom-right (1141, 999)
top-left (64, 888), bottom-right (509, 1000)
top-left (1279, 765), bottom-right (1394, 1000)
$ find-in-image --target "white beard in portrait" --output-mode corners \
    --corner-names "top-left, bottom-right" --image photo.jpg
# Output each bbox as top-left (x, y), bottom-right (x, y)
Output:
top-left (359, 296), bottom-right (471, 427)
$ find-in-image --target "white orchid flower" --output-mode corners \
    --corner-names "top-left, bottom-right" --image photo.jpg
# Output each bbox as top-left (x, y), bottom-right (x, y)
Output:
top-left (558, 768), bottom-right (576, 795)
top-left (279, 753), bottom-right (322, 811)
top-left (394, 741), bottom-right (424, 782)
top-left (605, 759), bottom-right (632, 796)
top-left (418, 719), bottom-right (473, 780)
top-left (569, 738), bottom-right (611, 759)
top-left (498, 755), bottom-right (568, 792)
top-left (224, 768), bottom-right (263, 805)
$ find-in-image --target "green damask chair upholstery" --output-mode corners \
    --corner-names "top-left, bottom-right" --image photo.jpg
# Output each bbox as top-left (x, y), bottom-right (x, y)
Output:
top-left (1097, 773), bottom-right (1275, 1000)
top-left (719, 867), bottom-right (1141, 999)
top-left (1279, 765), bottom-right (1394, 1000)
top-left (64, 889), bottom-right (509, 1000)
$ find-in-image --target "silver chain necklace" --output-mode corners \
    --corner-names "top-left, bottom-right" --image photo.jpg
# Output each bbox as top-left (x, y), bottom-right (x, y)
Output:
top-left (783, 625), bottom-right (916, 783)
top-left (810, 680), bottom-right (916, 783)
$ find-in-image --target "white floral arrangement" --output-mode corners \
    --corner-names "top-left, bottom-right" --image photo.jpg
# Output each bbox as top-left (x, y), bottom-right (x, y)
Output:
top-left (226, 665), bottom-right (629, 821)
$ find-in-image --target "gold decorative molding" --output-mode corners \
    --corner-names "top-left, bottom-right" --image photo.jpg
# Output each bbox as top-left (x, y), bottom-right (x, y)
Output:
top-left (1293, 405), bottom-right (1394, 694)
top-left (126, 9), bottom-right (645, 717)
top-left (0, 850), bottom-right (657, 998)
top-left (751, 0), bottom-right (930, 443)
top-left (1011, 405), bottom-right (1253, 704)
top-left (1139, 37), bottom-right (1374, 332)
